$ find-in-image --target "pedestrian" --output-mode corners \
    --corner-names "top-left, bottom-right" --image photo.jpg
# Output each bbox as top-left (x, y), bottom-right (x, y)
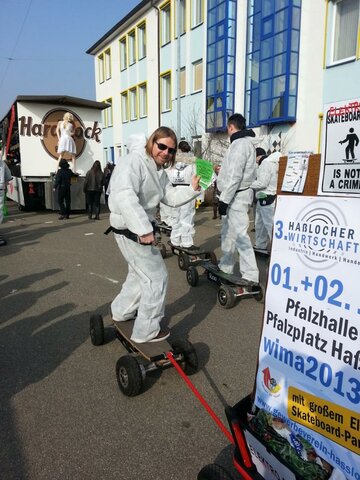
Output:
top-left (0, 154), bottom-right (12, 246)
top-left (53, 159), bottom-right (73, 220)
top-left (103, 162), bottom-right (114, 205)
top-left (217, 113), bottom-right (259, 285)
top-left (166, 140), bottom-right (197, 249)
top-left (56, 112), bottom-right (77, 172)
top-left (251, 151), bottom-right (280, 254)
top-left (83, 160), bottom-right (105, 220)
top-left (251, 147), bottom-right (267, 232)
top-left (211, 164), bottom-right (221, 220)
top-left (107, 128), bottom-right (200, 343)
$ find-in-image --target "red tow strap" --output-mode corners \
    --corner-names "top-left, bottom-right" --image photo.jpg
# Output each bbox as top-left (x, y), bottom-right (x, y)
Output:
top-left (166, 351), bottom-right (234, 444)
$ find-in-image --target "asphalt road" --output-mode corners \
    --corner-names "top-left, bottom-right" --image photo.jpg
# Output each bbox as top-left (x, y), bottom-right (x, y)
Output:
top-left (0, 201), bottom-right (270, 480)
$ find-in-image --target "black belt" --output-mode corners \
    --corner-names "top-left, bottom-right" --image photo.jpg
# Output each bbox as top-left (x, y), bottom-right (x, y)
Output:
top-left (172, 183), bottom-right (190, 187)
top-left (235, 187), bottom-right (250, 193)
top-left (104, 221), bottom-right (159, 244)
top-left (104, 226), bottom-right (139, 243)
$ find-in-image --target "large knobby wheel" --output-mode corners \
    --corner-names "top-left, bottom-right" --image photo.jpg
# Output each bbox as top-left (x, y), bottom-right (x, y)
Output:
top-left (197, 463), bottom-right (235, 480)
top-left (178, 252), bottom-right (190, 271)
top-left (218, 285), bottom-right (236, 309)
top-left (186, 266), bottom-right (199, 286)
top-left (116, 355), bottom-right (143, 397)
top-left (90, 314), bottom-right (104, 346)
top-left (171, 338), bottom-right (199, 375)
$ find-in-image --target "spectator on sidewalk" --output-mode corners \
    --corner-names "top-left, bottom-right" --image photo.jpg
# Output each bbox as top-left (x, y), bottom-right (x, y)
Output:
top-left (83, 160), bottom-right (105, 220)
top-left (0, 155), bottom-right (12, 246)
top-left (53, 159), bottom-right (73, 220)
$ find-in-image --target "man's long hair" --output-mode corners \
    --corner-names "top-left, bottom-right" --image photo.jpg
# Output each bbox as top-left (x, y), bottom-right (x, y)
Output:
top-left (145, 126), bottom-right (177, 167)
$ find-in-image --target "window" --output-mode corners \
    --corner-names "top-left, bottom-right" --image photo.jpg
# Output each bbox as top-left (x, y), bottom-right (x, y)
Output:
top-left (180, 67), bottom-right (186, 96)
top-left (128, 30), bottom-right (136, 65)
top-left (120, 37), bottom-right (127, 70)
top-left (206, 0), bottom-right (237, 131)
top-left (161, 2), bottom-right (171, 45)
top-left (191, 0), bottom-right (204, 28)
top-left (175, 0), bottom-right (186, 36)
top-left (104, 98), bottom-right (113, 127)
top-left (121, 91), bottom-right (129, 123)
top-left (137, 22), bottom-right (147, 59)
top-left (333, 0), bottom-right (359, 62)
top-left (98, 54), bottom-right (104, 83)
top-left (160, 72), bottom-right (171, 111)
top-left (138, 83), bottom-right (148, 117)
top-left (129, 88), bottom-right (137, 120)
top-left (245, 0), bottom-right (301, 127)
top-left (105, 49), bottom-right (111, 80)
top-left (193, 60), bottom-right (203, 92)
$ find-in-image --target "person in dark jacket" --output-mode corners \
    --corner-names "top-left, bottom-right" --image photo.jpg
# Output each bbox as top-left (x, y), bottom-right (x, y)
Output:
top-left (54, 159), bottom-right (73, 220)
top-left (83, 160), bottom-right (105, 220)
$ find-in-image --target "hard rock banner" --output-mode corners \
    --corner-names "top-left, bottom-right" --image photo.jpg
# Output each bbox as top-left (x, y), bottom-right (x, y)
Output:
top-left (255, 196), bottom-right (360, 480)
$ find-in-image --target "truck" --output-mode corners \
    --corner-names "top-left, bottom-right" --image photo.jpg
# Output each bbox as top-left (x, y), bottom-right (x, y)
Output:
top-left (0, 95), bottom-right (108, 210)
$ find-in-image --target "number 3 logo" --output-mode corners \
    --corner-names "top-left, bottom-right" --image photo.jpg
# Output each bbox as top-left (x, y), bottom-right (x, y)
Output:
top-left (274, 220), bottom-right (283, 239)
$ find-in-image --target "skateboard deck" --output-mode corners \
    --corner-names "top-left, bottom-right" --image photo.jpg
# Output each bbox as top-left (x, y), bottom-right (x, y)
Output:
top-left (167, 241), bottom-right (209, 256)
top-left (113, 319), bottom-right (171, 361)
top-left (203, 262), bottom-right (254, 287)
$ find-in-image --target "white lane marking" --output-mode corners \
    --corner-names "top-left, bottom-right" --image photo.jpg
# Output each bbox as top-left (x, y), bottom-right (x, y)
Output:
top-left (89, 272), bottom-right (119, 284)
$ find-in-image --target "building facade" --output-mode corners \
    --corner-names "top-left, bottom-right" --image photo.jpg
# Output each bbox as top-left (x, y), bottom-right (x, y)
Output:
top-left (87, 0), bottom-right (355, 163)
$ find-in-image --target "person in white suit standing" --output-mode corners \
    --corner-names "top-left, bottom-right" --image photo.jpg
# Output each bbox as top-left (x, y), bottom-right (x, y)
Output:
top-left (108, 127), bottom-right (200, 343)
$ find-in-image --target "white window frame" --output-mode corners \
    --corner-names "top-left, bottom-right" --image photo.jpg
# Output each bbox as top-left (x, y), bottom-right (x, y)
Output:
top-left (98, 54), bottom-right (104, 83)
top-left (161, 2), bottom-right (171, 46)
top-left (121, 91), bottom-right (129, 123)
top-left (191, 0), bottom-right (204, 28)
top-left (120, 37), bottom-right (127, 70)
top-left (128, 29), bottom-right (136, 65)
top-left (105, 48), bottom-right (111, 80)
top-left (161, 72), bottom-right (172, 112)
top-left (331, 0), bottom-right (359, 64)
top-left (175, 0), bottom-right (186, 37)
top-left (137, 21), bottom-right (147, 60)
top-left (138, 82), bottom-right (148, 118)
top-left (193, 59), bottom-right (203, 92)
top-left (129, 87), bottom-right (138, 121)
top-left (180, 67), bottom-right (186, 97)
top-left (104, 98), bottom-right (113, 127)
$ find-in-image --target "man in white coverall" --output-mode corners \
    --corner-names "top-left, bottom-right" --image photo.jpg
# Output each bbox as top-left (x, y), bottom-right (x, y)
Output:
top-left (108, 127), bottom-right (200, 343)
top-left (166, 140), bottom-right (196, 248)
top-left (251, 151), bottom-right (280, 254)
top-left (217, 113), bottom-right (259, 284)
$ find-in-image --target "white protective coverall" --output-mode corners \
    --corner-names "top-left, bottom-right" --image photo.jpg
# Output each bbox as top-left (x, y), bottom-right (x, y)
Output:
top-left (0, 159), bottom-right (12, 225)
top-left (251, 152), bottom-right (280, 251)
top-left (217, 132), bottom-right (259, 283)
top-left (165, 153), bottom-right (196, 247)
top-left (108, 134), bottom-right (199, 342)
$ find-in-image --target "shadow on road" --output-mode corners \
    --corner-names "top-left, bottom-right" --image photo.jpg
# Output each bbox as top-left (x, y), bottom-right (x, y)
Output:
top-left (0, 271), bottom-right (107, 479)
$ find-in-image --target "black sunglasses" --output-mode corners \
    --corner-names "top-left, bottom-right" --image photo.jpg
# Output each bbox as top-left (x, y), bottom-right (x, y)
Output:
top-left (155, 141), bottom-right (177, 155)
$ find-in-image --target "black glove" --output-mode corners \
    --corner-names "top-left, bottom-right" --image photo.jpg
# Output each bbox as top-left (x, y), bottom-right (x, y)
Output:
top-left (218, 201), bottom-right (229, 216)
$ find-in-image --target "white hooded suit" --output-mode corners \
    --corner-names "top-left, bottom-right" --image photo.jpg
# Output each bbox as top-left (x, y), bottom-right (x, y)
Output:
top-left (108, 134), bottom-right (199, 342)
top-left (217, 131), bottom-right (259, 283)
top-left (251, 152), bottom-right (280, 250)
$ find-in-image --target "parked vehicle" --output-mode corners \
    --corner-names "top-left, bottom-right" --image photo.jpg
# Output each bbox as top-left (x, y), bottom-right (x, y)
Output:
top-left (0, 95), bottom-right (108, 210)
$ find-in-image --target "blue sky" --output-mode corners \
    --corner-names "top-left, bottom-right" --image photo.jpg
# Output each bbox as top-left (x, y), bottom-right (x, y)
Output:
top-left (0, 0), bottom-right (140, 119)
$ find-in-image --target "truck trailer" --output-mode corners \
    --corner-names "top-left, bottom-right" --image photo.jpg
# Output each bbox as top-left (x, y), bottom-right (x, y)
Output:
top-left (0, 95), bottom-right (108, 210)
